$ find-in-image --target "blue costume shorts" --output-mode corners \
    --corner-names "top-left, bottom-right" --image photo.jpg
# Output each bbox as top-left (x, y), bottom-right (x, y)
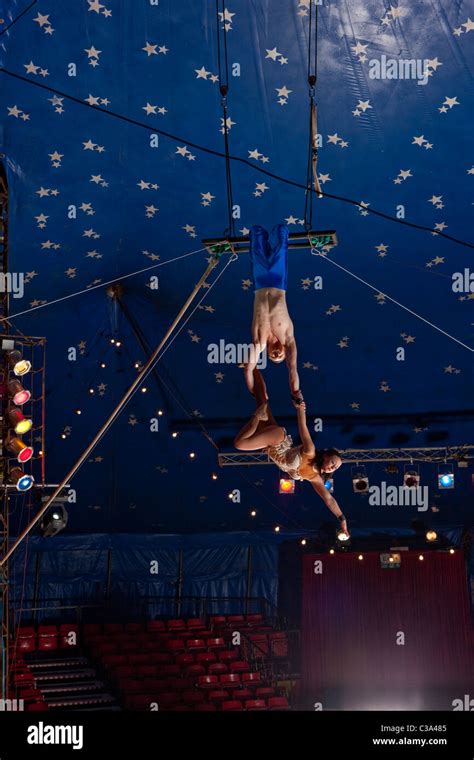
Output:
top-left (249, 224), bottom-right (289, 292)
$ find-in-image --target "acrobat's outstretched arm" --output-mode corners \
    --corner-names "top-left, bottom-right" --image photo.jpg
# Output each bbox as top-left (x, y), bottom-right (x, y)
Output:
top-left (311, 478), bottom-right (350, 537)
top-left (285, 337), bottom-right (300, 396)
top-left (295, 402), bottom-right (314, 455)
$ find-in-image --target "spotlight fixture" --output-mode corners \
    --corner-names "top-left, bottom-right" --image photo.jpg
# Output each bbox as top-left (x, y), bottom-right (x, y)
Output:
top-left (404, 466), bottom-right (420, 488)
top-left (9, 467), bottom-right (34, 492)
top-left (279, 477), bottom-right (295, 494)
top-left (250, 510), bottom-right (256, 517)
top-left (6, 437), bottom-right (34, 463)
top-left (40, 505), bottom-right (68, 537)
top-left (110, 338), bottom-right (115, 344)
top-left (141, 387), bottom-right (147, 393)
top-left (227, 492), bottom-right (233, 500)
top-left (337, 530), bottom-right (350, 542)
top-left (100, 362), bottom-right (106, 368)
top-left (329, 548), bottom-right (335, 555)
top-left (449, 548), bottom-right (455, 555)
top-left (274, 525), bottom-right (280, 533)
top-left (211, 473), bottom-right (217, 480)
top-left (8, 379), bottom-right (31, 405)
top-left (7, 408), bottom-right (32, 434)
top-left (158, 410), bottom-right (163, 416)
top-left (419, 554), bottom-right (424, 561)
top-left (172, 432), bottom-right (179, 439)
top-left (6, 350), bottom-right (31, 377)
top-left (352, 466), bottom-right (368, 493)
top-left (425, 530), bottom-right (438, 542)
top-left (88, 388), bottom-right (95, 395)
top-left (324, 478), bottom-right (334, 493)
top-left (75, 409), bottom-right (82, 415)
top-left (115, 341), bottom-right (122, 348)
top-left (61, 433), bottom-right (67, 440)
top-left (438, 465), bottom-right (454, 490)
top-left (134, 362), bottom-right (140, 369)
top-left (301, 539), bottom-right (307, 546)
top-left (358, 554), bottom-right (363, 560)
top-left (189, 452), bottom-right (195, 459)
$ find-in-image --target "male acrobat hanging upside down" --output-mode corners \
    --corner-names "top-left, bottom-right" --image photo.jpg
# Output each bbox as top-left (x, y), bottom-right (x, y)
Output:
top-left (244, 224), bottom-right (303, 404)
top-left (234, 368), bottom-right (349, 537)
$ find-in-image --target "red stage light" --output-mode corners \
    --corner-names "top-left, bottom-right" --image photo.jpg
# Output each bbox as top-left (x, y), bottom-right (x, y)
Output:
top-left (279, 478), bottom-right (295, 494)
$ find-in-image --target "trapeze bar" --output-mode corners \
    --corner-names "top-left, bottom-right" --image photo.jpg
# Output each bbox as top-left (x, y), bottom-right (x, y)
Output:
top-left (203, 229), bottom-right (338, 254)
top-left (218, 446), bottom-right (474, 467)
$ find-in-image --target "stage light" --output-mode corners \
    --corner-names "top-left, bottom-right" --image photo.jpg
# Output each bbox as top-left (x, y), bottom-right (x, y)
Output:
top-left (7, 408), bottom-right (32, 434)
top-left (404, 466), bottom-right (420, 488)
top-left (141, 387), bottom-right (147, 393)
top-left (189, 452), bottom-right (195, 459)
top-left (438, 466), bottom-right (454, 489)
top-left (7, 437), bottom-right (34, 463)
top-left (250, 510), bottom-right (256, 517)
top-left (274, 526), bottom-right (280, 532)
top-left (449, 548), bottom-right (455, 554)
top-left (100, 362), bottom-right (106, 368)
top-left (134, 362), bottom-right (140, 369)
top-left (329, 548), bottom-right (335, 555)
top-left (38, 450), bottom-right (43, 456)
top-left (358, 554), bottom-right (363, 560)
top-left (6, 350), bottom-right (31, 376)
top-left (279, 477), bottom-right (295, 494)
top-left (419, 554), bottom-right (424, 561)
top-left (89, 388), bottom-right (95, 395)
top-left (425, 530), bottom-right (438, 542)
top-left (227, 492), bottom-right (233, 500)
top-left (8, 379), bottom-right (31, 405)
top-left (301, 539), bottom-right (307, 546)
top-left (324, 478), bottom-right (334, 493)
top-left (115, 341), bottom-right (122, 348)
top-left (61, 433), bottom-right (67, 440)
top-left (211, 473), bottom-right (217, 479)
top-left (40, 505), bottom-right (68, 537)
top-left (352, 466), bottom-right (368, 493)
top-left (158, 410), bottom-right (163, 416)
top-left (172, 432), bottom-right (179, 438)
top-left (9, 467), bottom-right (34, 492)
top-left (337, 530), bottom-right (350, 542)
top-left (75, 409), bottom-right (82, 415)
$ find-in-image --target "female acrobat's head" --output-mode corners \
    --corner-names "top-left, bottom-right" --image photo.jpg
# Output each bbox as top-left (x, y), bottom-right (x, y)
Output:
top-left (267, 335), bottom-right (286, 363)
top-left (312, 448), bottom-right (342, 477)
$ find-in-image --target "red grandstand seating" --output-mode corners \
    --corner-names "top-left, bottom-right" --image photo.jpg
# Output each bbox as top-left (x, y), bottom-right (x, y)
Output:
top-left (231, 660), bottom-right (250, 673)
top-left (157, 692), bottom-right (181, 707)
top-left (220, 673), bottom-right (241, 690)
top-left (208, 663), bottom-right (228, 676)
top-left (207, 637), bottom-right (225, 651)
top-left (242, 672), bottom-right (261, 686)
top-left (38, 627), bottom-right (58, 652)
top-left (187, 618), bottom-right (206, 631)
top-left (128, 653), bottom-right (149, 665)
top-left (195, 652), bottom-right (216, 666)
top-left (187, 638), bottom-right (206, 653)
top-left (246, 699), bottom-right (266, 711)
top-left (209, 689), bottom-right (229, 704)
top-left (13, 671), bottom-right (35, 687)
top-left (176, 653), bottom-right (194, 668)
top-left (182, 690), bottom-right (205, 706)
top-left (186, 664), bottom-right (206, 677)
top-left (235, 688), bottom-right (253, 701)
top-left (19, 688), bottom-right (43, 703)
top-left (269, 632), bottom-right (288, 657)
top-left (168, 678), bottom-right (193, 692)
top-left (222, 699), bottom-right (243, 711)
top-left (227, 615), bottom-right (245, 624)
top-left (26, 702), bottom-right (48, 711)
top-left (195, 703), bottom-right (217, 711)
top-left (256, 687), bottom-right (275, 699)
top-left (167, 619), bottom-right (187, 632)
top-left (245, 614), bottom-right (264, 625)
top-left (125, 623), bottom-right (144, 634)
top-left (218, 649), bottom-right (238, 663)
top-left (146, 620), bottom-right (166, 632)
top-left (197, 675), bottom-right (219, 690)
top-left (162, 664), bottom-right (180, 677)
top-left (17, 627), bottom-right (36, 653)
top-left (210, 615), bottom-right (226, 627)
top-left (83, 623), bottom-right (102, 637)
top-left (268, 696), bottom-right (290, 710)
top-left (103, 623), bottom-right (123, 634)
top-left (249, 634), bottom-right (269, 656)
top-left (136, 665), bottom-right (157, 678)
top-left (165, 639), bottom-right (185, 653)
top-left (150, 653), bottom-right (173, 665)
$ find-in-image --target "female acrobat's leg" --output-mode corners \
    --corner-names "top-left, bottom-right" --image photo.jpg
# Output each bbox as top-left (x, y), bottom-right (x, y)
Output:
top-left (234, 369), bottom-right (285, 450)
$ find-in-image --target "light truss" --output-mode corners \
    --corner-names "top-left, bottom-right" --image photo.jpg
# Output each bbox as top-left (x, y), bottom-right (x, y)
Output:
top-left (202, 229), bottom-right (338, 255)
top-left (218, 446), bottom-right (474, 467)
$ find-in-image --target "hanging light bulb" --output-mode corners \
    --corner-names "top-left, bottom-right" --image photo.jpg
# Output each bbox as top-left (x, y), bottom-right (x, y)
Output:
top-left (8, 379), bottom-right (31, 405)
top-left (6, 350), bottom-right (31, 377)
top-left (7, 437), bottom-right (34, 463)
top-left (9, 467), bottom-right (34, 492)
top-left (7, 408), bottom-right (32, 434)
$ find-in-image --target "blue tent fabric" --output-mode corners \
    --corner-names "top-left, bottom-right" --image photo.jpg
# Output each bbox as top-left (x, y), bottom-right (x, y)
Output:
top-left (0, 0), bottom-right (472, 537)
